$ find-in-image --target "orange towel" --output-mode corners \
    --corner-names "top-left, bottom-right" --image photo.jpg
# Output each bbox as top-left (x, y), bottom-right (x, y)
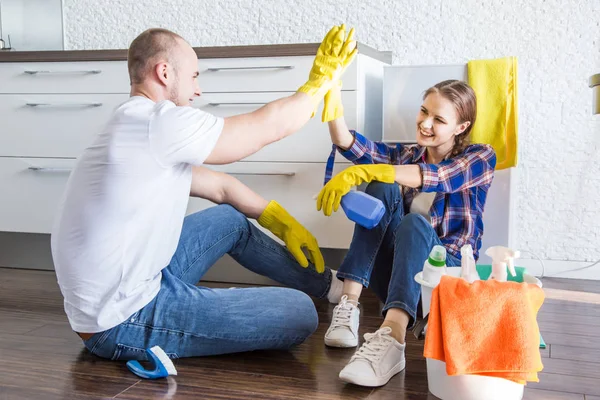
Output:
top-left (423, 275), bottom-right (544, 384)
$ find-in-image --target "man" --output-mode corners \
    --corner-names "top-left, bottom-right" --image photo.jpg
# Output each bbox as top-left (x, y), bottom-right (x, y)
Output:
top-left (51, 25), bottom-right (353, 360)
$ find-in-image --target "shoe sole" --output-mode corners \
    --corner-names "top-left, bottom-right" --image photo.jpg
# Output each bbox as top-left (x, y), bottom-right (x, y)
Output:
top-left (339, 359), bottom-right (406, 387)
top-left (324, 337), bottom-right (358, 348)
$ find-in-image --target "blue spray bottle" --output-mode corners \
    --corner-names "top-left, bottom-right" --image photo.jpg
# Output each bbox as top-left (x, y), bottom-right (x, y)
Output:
top-left (323, 147), bottom-right (386, 229)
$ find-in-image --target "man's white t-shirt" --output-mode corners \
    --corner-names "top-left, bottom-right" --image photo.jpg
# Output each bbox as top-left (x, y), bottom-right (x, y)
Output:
top-left (51, 96), bottom-right (224, 333)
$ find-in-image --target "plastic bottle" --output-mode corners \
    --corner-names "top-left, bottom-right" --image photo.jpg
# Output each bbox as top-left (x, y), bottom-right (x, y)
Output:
top-left (460, 244), bottom-right (480, 283)
top-left (340, 191), bottom-right (386, 229)
top-left (485, 246), bottom-right (520, 282)
top-left (422, 245), bottom-right (448, 286)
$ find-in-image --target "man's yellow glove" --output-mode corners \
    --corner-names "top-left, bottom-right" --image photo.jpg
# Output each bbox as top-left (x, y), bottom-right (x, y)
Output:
top-left (298, 24), bottom-right (357, 107)
top-left (258, 200), bottom-right (325, 273)
top-left (321, 27), bottom-right (356, 122)
top-left (316, 164), bottom-right (396, 216)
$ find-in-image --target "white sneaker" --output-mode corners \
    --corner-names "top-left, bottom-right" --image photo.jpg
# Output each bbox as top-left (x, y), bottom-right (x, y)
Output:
top-left (324, 295), bottom-right (360, 348)
top-left (339, 327), bottom-right (406, 387)
top-left (326, 270), bottom-right (343, 304)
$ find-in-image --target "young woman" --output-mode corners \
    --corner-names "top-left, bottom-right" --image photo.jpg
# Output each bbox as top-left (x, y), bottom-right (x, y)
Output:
top-left (318, 80), bottom-right (497, 387)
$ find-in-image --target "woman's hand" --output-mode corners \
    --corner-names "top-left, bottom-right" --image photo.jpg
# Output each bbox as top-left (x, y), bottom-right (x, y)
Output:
top-left (316, 164), bottom-right (396, 216)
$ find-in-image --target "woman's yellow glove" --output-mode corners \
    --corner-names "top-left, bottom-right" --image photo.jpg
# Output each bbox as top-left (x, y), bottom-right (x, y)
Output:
top-left (317, 164), bottom-right (396, 216)
top-left (258, 200), bottom-right (325, 273)
top-left (297, 24), bottom-right (357, 106)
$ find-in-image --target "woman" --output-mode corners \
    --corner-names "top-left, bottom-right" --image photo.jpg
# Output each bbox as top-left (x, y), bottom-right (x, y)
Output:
top-left (318, 80), bottom-right (496, 387)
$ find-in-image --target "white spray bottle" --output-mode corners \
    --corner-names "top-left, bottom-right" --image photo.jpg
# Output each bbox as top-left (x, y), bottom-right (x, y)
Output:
top-left (485, 246), bottom-right (520, 282)
top-left (460, 244), bottom-right (480, 283)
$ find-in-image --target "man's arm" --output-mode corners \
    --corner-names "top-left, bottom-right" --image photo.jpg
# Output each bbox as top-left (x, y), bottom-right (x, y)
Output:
top-left (190, 166), bottom-right (268, 219)
top-left (204, 24), bottom-right (357, 165)
top-left (190, 166), bottom-right (325, 272)
top-left (203, 92), bottom-right (314, 165)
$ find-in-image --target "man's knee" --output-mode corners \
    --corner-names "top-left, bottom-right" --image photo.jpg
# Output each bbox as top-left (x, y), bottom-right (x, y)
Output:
top-left (188, 204), bottom-right (249, 231)
top-left (284, 290), bottom-right (319, 341)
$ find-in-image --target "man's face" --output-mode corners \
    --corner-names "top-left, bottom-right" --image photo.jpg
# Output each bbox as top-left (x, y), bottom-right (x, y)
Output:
top-left (167, 41), bottom-right (201, 106)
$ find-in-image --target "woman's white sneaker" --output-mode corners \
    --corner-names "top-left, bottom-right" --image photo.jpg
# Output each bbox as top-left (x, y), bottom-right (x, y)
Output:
top-left (324, 295), bottom-right (360, 348)
top-left (338, 327), bottom-right (406, 387)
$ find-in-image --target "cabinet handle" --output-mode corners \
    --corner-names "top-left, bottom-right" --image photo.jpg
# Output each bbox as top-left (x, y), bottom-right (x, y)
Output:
top-left (208, 102), bottom-right (268, 107)
top-left (229, 172), bottom-right (295, 177)
top-left (28, 167), bottom-right (72, 173)
top-left (26, 102), bottom-right (103, 108)
top-left (206, 65), bottom-right (294, 72)
top-left (24, 70), bottom-right (102, 75)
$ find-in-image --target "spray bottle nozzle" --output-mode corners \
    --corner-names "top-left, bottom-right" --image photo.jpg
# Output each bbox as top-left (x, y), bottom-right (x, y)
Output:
top-left (485, 246), bottom-right (520, 282)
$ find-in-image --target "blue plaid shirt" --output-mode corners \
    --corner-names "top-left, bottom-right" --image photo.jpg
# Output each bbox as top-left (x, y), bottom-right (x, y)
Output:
top-left (337, 131), bottom-right (497, 260)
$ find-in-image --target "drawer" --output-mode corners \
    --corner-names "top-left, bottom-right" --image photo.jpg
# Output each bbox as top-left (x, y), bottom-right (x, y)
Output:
top-left (0, 157), bottom-right (75, 233)
top-left (199, 56), bottom-right (358, 93)
top-left (0, 61), bottom-right (129, 94)
top-left (194, 92), bottom-right (357, 163)
top-left (187, 162), bottom-right (356, 249)
top-left (0, 94), bottom-right (130, 158)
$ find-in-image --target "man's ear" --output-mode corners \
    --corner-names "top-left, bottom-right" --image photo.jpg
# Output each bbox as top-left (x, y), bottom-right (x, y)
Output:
top-left (155, 62), bottom-right (169, 86)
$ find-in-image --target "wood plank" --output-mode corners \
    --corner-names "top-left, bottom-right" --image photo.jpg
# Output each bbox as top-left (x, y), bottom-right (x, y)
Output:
top-left (550, 345), bottom-right (600, 364)
top-left (530, 373), bottom-right (600, 397)
top-left (541, 357), bottom-right (600, 379)
top-left (523, 388), bottom-right (584, 399)
top-left (537, 320), bottom-right (600, 338)
top-left (541, 278), bottom-right (600, 294)
top-left (541, 332), bottom-right (600, 349)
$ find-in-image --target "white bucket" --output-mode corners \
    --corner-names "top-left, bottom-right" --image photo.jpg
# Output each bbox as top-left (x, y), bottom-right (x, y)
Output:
top-left (414, 267), bottom-right (542, 400)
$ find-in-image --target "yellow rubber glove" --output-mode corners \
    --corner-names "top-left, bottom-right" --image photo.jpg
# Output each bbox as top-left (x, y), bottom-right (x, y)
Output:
top-left (322, 27), bottom-right (356, 122)
top-left (322, 81), bottom-right (344, 122)
top-left (297, 24), bottom-right (358, 106)
top-left (258, 200), bottom-right (325, 273)
top-left (316, 164), bottom-right (396, 216)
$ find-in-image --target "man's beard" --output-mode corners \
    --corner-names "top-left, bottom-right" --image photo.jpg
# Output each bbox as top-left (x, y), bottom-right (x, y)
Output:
top-left (168, 74), bottom-right (180, 105)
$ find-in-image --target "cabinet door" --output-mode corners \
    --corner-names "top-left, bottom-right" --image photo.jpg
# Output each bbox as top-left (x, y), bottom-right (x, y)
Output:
top-left (0, 94), bottom-right (130, 158)
top-left (0, 157), bottom-right (76, 233)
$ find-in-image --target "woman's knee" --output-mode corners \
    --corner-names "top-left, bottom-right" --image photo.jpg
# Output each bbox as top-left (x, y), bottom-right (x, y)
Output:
top-left (397, 213), bottom-right (430, 234)
top-left (365, 181), bottom-right (400, 203)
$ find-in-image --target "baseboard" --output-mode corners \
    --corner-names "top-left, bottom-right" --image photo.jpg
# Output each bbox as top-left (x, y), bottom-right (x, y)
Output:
top-left (516, 258), bottom-right (600, 280)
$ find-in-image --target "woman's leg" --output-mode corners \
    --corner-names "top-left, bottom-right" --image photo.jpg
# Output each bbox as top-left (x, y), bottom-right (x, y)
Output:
top-left (325, 182), bottom-right (404, 348)
top-left (339, 213), bottom-right (460, 387)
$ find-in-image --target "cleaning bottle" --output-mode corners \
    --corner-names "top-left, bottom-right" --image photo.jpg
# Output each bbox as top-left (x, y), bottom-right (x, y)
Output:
top-left (422, 245), bottom-right (448, 286)
top-left (485, 246), bottom-right (520, 282)
top-left (460, 244), bottom-right (480, 283)
top-left (340, 190), bottom-right (386, 229)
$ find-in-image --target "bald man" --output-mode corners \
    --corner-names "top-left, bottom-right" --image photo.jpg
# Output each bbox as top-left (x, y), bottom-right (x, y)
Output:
top-left (51, 27), bottom-right (355, 360)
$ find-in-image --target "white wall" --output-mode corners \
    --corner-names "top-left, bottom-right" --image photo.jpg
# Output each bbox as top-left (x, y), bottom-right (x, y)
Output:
top-left (62, 0), bottom-right (600, 277)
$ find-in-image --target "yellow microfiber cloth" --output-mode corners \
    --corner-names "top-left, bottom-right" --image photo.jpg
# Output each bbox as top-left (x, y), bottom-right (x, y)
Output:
top-left (468, 57), bottom-right (518, 170)
top-left (423, 275), bottom-right (544, 384)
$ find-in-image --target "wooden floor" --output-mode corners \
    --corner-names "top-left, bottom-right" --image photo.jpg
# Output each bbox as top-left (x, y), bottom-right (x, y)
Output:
top-left (1, 267), bottom-right (599, 400)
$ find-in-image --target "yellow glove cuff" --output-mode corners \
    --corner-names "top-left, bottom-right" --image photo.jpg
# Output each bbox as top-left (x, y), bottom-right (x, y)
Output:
top-left (257, 200), bottom-right (286, 235)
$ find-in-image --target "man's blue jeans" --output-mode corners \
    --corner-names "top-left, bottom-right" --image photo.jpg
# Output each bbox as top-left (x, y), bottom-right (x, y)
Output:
top-left (336, 182), bottom-right (459, 327)
top-left (83, 205), bottom-right (332, 360)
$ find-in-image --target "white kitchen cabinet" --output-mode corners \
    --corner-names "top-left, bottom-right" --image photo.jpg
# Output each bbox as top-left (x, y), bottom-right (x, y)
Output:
top-left (0, 44), bottom-right (389, 282)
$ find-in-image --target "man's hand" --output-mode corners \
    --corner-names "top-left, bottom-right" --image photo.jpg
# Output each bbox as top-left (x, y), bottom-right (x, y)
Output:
top-left (297, 24), bottom-right (357, 106)
top-left (321, 26), bottom-right (356, 122)
top-left (317, 164), bottom-right (396, 216)
top-left (258, 200), bottom-right (325, 273)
